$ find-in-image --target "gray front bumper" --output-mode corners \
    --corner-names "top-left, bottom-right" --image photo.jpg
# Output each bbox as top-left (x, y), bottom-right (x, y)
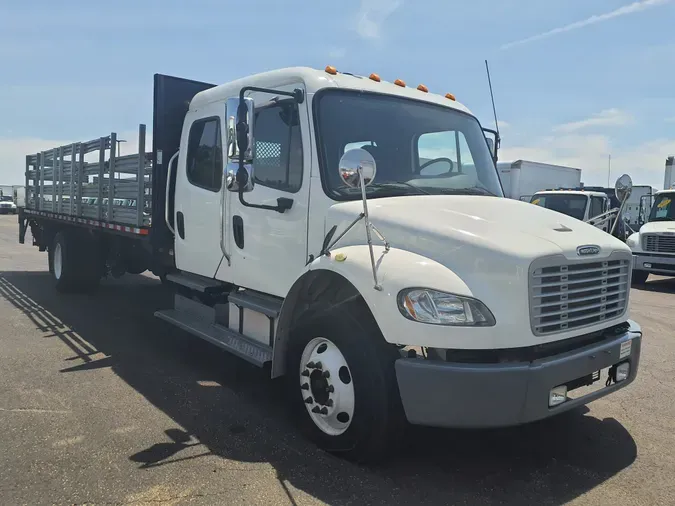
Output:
top-left (633, 252), bottom-right (675, 275)
top-left (395, 320), bottom-right (642, 429)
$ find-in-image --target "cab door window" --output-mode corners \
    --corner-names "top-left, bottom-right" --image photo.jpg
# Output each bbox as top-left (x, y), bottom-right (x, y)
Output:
top-left (589, 196), bottom-right (605, 218)
top-left (253, 102), bottom-right (303, 193)
top-left (186, 118), bottom-right (223, 192)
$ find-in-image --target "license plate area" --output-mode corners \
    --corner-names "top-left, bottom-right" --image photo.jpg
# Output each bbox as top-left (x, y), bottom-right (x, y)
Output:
top-left (565, 368), bottom-right (607, 400)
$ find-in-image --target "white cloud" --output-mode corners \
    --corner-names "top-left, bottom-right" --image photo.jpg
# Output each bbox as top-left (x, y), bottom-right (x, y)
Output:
top-left (501, 0), bottom-right (673, 50)
top-left (354, 0), bottom-right (402, 40)
top-left (501, 132), bottom-right (675, 189)
top-left (0, 129), bottom-right (152, 186)
top-left (553, 109), bottom-right (632, 133)
top-left (497, 120), bottom-right (510, 130)
top-left (328, 47), bottom-right (346, 59)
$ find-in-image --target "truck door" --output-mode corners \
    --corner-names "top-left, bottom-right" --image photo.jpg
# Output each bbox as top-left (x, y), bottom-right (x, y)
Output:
top-left (173, 103), bottom-right (226, 278)
top-left (218, 85), bottom-right (310, 298)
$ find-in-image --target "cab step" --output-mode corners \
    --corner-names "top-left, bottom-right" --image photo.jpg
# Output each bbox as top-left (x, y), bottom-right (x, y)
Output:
top-left (154, 294), bottom-right (272, 367)
top-left (165, 271), bottom-right (226, 294)
top-left (228, 289), bottom-right (283, 317)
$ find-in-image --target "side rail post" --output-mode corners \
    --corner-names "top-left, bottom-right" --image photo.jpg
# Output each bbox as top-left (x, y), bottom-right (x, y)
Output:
top-left (137, 124), bottom-right (146, 226)
top-left (108, 132), bottom-right (117, 222)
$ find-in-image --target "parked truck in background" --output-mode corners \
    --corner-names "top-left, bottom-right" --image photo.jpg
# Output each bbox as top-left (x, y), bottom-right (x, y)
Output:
top-left (529, 179), bottom-right (633, 241)
top-left (18, 66), bottom-right (642, 463)
top-left (497, 160), bottom-right (582, 201)
top-left (628, 190), bottom-right (675, 284)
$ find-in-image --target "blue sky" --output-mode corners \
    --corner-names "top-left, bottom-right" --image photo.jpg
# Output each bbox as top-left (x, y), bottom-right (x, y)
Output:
top-left (1, 0), bottom-right (674, 188)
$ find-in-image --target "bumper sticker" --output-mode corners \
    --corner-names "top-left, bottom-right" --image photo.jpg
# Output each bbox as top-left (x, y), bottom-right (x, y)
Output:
top-left (619, 339), bottom-right (632, 359)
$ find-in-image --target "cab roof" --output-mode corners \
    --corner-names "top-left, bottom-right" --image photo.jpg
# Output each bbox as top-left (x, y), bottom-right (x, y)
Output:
top-left (190, 66), bottom-right (472, 115)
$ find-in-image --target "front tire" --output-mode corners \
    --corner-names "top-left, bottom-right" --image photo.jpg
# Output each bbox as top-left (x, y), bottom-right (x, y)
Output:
top-left (286, 303), bottom-right (405, 464)
top-left (631, 270), bottom-right (649, 285)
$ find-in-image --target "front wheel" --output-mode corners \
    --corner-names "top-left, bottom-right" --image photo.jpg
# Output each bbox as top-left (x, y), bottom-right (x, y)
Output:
top-left (286, 305), bottom-right (405, 464)
top-left (631, 270), bottom-right (649, 285)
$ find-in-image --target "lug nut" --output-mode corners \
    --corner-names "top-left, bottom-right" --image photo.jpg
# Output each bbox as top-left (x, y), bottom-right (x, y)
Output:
top-left (312, 406), bottom-right (321, 413)
top-left (327, 385), bottom-right (334, 393)
top-left (301, 370), bottom-right (310, 377)
top-left (306, 362), bottom-right (316, 368)
top-left (301, 383), bottom-right (309, 390)
top-left (304, 397), bottom-right (313, 404)
top-left (326, 399), bottom-right (334, 407)
top-left (322, 370), bottom-right (330, 379)
top-left (320, 407), bottom-right (328, 415)
top-left (314, 361), bottom-right (323, 370)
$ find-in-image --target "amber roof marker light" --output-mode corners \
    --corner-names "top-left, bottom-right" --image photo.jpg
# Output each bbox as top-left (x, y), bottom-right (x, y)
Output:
top-left (394, 79), bottom-right (406, 87)
top-left (445, 93), bottom-right (456, 101)
top-left (417, 84), bottom-right (429, 93)
top-left (369, 73), bottom-right (381, 82)
top-left (325, 65), bottom-right (337, 75)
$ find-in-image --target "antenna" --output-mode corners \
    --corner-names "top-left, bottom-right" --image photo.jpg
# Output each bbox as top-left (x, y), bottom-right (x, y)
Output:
top-left (485, 60), bottom-right (500, 137)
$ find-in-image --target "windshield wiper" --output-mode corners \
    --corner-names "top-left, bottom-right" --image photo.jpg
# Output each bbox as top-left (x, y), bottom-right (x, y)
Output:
top-left (335, 181), bottom-right (430, 195)
top-left (439, 187), bottom-right (498, 197)
top-left (368, 181), bottom-right (431, 195)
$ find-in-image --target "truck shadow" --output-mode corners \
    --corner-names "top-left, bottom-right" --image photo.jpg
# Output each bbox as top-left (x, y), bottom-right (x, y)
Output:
top-left (0, 271), bottom-right (637, 506)
top-left (633, 277), bottom-right (675, 293)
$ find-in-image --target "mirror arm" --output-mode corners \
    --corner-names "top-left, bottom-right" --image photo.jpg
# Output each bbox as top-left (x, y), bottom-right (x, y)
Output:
top-left (235, 85), bottom-right (304, 213)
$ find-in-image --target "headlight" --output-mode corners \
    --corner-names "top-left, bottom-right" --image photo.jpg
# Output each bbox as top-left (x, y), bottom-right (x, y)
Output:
top-left (397, 288), bottom-right (495, 326)
top-left (626, 234), bottom-right (639, 248)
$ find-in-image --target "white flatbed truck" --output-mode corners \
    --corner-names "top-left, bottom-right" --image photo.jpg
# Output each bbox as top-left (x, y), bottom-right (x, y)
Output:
top-left (18, 66), bottom-right (642, 463)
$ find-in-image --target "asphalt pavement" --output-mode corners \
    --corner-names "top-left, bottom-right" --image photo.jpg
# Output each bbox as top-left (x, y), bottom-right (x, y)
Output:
top-left (0, 215), bottom-right (674, 506)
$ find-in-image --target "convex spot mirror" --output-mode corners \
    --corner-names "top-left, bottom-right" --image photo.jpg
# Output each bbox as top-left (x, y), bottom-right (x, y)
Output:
top-left (615, 174), bottom-right (633, 203)
top-left (225, 96), bottom-right (255, 193)
top-left (338, 148), bottom-right (377, 188)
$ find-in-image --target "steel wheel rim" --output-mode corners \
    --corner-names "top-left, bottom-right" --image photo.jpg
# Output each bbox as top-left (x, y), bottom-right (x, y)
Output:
top-left (299, 337), bottom-right (355, 436)
top-left (53, 243), bottom-right (63, 280)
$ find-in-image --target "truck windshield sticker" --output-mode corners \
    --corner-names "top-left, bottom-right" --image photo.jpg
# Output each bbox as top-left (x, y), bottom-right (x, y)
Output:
top-left (651, 195), bottom-right (674, 220)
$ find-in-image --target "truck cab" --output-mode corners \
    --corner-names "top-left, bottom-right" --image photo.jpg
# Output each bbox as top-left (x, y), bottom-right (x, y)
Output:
top-left (530, 190), bottom-right (610, 230)
top-left (627, 189), bottom-right (675, 284)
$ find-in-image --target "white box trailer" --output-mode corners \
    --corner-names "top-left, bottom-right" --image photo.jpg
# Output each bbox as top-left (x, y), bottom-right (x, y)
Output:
top-left (497, 160), bottom-right (582, 201)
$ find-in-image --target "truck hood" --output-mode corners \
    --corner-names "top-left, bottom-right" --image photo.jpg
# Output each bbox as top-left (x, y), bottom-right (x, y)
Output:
top-left (639, 221), bottom-right (675, 234)
top-left (326, 195), bottom-right (628, 262)
top-left (324, 195), bottom-right (631, 345)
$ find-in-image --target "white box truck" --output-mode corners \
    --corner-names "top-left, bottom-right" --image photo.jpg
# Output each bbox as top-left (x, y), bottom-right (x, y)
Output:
top-left (497, 160), bottom-right (582, 201)
top-left (18, 66), bottom-right (642, 463)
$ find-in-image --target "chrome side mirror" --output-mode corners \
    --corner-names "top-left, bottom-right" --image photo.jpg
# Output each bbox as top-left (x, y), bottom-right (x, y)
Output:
top-left (225, 96), bottom-right (255, 193)
top-left (338, 148), bottom-right (377, 188)
top-left (615, 174), bottom-right (633, 203)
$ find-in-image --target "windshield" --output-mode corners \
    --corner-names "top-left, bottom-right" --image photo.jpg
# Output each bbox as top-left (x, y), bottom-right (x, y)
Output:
top-left (0, 196), bottom-right (12, 202)
top-left (530, 194), bottom-right (588, 220)
top-left (649, 193), bottom-right (675, 221)
top-left (315, 90), bottom-right (504, 199)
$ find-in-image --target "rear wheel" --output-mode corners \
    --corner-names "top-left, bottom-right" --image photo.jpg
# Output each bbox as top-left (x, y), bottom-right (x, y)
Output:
top-left (49, 231), bottom-right (102, 292)
top-left (286, 303), bottom-right (405, 464)
top-left (631, 270), bottom-right (649, 285)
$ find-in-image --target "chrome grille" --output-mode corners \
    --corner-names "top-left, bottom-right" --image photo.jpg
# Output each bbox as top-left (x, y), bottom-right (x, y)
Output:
top-left (643, 234), bottom-right (675, 254)
top-left (530, 255), bottom-right (630, 336)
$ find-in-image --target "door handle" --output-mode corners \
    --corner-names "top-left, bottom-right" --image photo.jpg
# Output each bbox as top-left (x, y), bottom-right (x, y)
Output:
top-left (177, 211), bottom-right (185, 239)
top-left (233, 215), bottom-right (244, 249)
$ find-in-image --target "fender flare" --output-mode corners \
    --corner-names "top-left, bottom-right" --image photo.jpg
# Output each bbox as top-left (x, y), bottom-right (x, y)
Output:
top-left (271, 245), bottom-right (472, 378)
